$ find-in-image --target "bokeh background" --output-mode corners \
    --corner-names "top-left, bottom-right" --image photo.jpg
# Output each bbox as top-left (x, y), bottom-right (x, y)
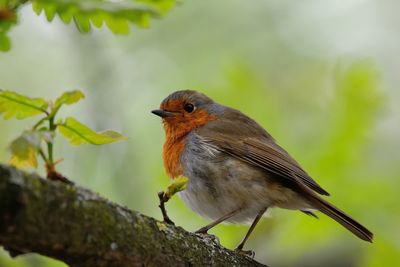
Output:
top-left (1, 0), bottom-right (400, 266)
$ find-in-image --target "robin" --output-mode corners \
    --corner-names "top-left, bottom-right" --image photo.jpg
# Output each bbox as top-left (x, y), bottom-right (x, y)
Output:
top-left (152, 90), bottom-right (373, 254)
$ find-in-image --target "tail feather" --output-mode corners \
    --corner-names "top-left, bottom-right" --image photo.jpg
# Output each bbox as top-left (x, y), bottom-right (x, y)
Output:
top-left (301, 210), bottom-right (319, 219)
top-left (311, 196), bottom-right (373, 242)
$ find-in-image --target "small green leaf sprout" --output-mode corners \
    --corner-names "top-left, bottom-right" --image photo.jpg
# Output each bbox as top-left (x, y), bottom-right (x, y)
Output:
top-left (158, 176), bottom-right (189, 225)
top-left (0, 89), bottom-right (127, 183)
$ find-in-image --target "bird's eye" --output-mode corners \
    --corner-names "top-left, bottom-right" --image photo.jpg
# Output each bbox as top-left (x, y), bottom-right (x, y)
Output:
top-left (183, 103), bottom-right (195, 113)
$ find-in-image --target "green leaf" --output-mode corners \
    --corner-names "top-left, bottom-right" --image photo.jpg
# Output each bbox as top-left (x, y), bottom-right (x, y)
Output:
top-left (137, 0), bottom-right (177, 14)
top-left (9, 131), bottom-right (42, 168)
top-left (54, 90), bottom-right (85, 109)
top-left (43, 3), bottom-right (57, 21)
top-left (30, 0), bottom-right (170, 34)
top-left (90, 13), bottom-right (104, 28)
top-left (73, 13), bottom-right (91, 33)
top-left (0, 90), bottom-right (48, 120)
top-left (58, 117), bottom-right (128, 145)
top-left (58, 6), bottom-right (75, 23)
top-left (31, 1), bottom-right (43, 15)
top-left (164, 176), bottom-right (189, 198)
top-left (105, 16), bottom-right (130, 34)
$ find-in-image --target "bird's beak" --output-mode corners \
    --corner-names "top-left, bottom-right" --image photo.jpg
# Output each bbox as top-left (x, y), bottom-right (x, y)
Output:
top-left (151, 109), bottom-right (177, 118)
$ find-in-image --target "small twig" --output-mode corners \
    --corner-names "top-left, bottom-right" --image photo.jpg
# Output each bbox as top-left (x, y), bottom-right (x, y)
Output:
top-left (38, 149), bottom-right (48, 163)
top-left (47, 116), bottom-right (56, 164)
top-left (158, 191), bottom-right (175, 225)
top-left (31, 117), bottom-right (48, 130)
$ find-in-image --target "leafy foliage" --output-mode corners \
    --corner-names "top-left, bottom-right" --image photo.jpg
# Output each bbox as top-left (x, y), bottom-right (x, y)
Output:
top-left (0, 89), bottom-right (127, 180)
top-left (33, 0), bottom-right (154, 34)
top-left (0, 90), bottom-right (48, 119)
top-left (9, 131), bottom-right (41, 168)
top-left (54, 90), bottom-right (85, 110)
top-left (164, 176), bottom-right (188, 198)
top-left (58, 117), bottom-right (127, 145)
top-left (0, 0), bottom-right (178, 51)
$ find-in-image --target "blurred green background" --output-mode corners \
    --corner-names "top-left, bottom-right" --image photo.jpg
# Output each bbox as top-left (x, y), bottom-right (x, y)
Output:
top-left (1, 0), bottom-right (399, 266)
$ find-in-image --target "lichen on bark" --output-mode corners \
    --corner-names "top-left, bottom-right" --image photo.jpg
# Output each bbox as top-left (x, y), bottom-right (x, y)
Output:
top-left (0, 164), bottom-right (265, 267)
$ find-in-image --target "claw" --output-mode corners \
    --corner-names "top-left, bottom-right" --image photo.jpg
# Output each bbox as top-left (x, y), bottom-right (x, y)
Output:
top-left (235, 248), bottom-right (255, 258)
top-left (195, 227), bottom-right (209, 234)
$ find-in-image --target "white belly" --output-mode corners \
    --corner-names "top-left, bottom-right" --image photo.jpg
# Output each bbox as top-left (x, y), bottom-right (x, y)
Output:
top-left (178, 174), bottom-right (273, 224)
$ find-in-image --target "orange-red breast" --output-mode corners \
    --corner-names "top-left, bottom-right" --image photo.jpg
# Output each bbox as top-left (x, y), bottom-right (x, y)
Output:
top-left (152, 90), bottom-right (373, 252)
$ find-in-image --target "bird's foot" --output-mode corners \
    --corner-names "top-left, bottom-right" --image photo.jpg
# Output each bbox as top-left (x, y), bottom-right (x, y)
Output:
top-left (194, 226), bottom-right (209, 234)
top-left (162, 215), bottom-right (175, 225)
top-left (235, 248), bottom-right (255, 258)
top-left (194, 231), bottom-right (220, 246)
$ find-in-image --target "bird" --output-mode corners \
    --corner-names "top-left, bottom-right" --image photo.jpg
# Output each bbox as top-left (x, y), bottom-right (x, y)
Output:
top-left (152, 90), bottom-right (373, 253)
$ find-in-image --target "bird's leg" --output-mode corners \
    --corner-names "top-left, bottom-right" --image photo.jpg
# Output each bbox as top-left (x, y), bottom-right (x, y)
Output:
top-left (235, 207), bottom-right (268, 257)
top-left (158, 191), bottom-right (175, 225)
top-left (195, 208), bottom-right (241, 234)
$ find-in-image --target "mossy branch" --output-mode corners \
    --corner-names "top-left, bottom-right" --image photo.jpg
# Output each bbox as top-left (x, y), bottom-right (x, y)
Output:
top-left (0, 164), bottom-right (265, 267)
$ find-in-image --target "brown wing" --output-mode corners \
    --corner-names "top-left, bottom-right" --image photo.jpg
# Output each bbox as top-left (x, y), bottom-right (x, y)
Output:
top-left (196, 109), bottom-right (329, 196)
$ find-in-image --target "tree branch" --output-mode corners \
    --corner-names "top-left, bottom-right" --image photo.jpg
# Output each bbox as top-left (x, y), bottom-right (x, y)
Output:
top-left (0, 164), bottom-right (265, 267)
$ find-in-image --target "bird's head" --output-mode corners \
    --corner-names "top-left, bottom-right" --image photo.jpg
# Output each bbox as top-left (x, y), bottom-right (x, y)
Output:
top-left (152, 90), bottom-right (222, 138)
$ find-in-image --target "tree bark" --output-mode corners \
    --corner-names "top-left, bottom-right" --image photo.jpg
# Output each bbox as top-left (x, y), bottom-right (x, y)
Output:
top-left (0, 164), bottom-right (265, 267)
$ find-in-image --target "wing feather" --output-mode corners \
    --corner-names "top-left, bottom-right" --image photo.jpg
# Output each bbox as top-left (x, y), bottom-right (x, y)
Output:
top-left (202, 132), bottom-right (329, 196)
